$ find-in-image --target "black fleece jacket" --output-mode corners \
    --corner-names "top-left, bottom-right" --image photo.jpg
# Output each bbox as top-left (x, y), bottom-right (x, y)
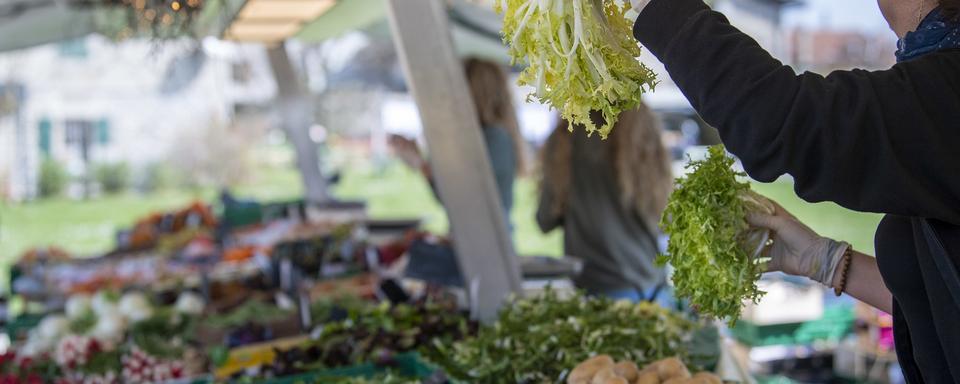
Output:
top-left (633, 0), bottom-right (960, 381)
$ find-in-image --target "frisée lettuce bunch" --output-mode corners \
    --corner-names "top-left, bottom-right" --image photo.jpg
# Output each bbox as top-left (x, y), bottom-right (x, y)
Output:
top-left (496, 0), bottom-right (657, 138)
top-left (659, 145), bottom-right (776, 324)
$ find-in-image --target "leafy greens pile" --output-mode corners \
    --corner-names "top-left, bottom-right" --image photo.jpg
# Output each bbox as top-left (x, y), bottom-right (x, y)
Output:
top-left (659, 145), bottom-right (775, 324)
top-left (496, 0), bottom-right (657, 138)
top-left (426, 289), bottom-right (696, 384)
top-left (204, 300), bottom-right (293, 329)
top-left (246, 300), bottom-right (475, 379)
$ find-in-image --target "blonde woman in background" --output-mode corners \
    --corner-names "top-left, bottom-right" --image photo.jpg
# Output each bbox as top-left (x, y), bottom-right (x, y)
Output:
top-left (390, 57), bottom-right (526, 286)
top-left (391, 57), bottom-right (525, 231)
top-left (537, 105), bottom-right (673, 303)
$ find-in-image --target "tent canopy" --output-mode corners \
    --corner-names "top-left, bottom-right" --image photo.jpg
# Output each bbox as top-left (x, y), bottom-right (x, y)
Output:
top-left (297, 0), bottom-right (509, 62)
top-left (0, 0), bottom-right (244, 53)
top-left (0, 0), bottom-right (509, 64)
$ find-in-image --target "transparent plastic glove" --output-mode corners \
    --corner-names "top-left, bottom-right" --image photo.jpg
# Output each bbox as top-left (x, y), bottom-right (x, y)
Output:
top-left (630, 0), bottom-right (653, 13)
top-left (740, 190), bottom-right (776, 261)
top-left (746, 201), bottom-right (850, 286)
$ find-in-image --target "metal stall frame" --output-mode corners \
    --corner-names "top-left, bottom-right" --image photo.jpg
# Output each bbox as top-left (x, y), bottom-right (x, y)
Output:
top-left (384, 0), bottom-right (523, 322)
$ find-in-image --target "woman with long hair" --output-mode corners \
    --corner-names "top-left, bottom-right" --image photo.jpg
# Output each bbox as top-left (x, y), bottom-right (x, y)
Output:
top-left (390, 58), bottom-right (526, 287)
top-left (537, 105), bottom-right (672, 302)
top-left (391, 57), bottom-right (525, 229)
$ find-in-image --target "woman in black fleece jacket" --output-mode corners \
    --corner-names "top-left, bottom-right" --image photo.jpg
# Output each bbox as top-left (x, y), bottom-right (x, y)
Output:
top-left (630, 0), bottom-right (960, 381)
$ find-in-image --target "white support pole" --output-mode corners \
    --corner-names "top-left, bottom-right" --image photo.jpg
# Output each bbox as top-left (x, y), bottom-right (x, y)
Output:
top-left (267, 43), bottom-right (331, 204)
top-left (385, 0), bottom-right (523, 321)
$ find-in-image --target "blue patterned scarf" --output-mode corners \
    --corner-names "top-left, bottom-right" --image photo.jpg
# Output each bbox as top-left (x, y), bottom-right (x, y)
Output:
top-left (896, 7), bottom-right (960, 63)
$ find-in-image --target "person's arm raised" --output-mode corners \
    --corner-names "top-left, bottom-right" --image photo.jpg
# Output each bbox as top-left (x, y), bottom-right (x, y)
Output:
top-left (632, 0), bottom-right (960, 224)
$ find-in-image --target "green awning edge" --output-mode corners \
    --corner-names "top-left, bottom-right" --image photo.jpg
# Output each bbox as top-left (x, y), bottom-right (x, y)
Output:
top-left (295, 0), bottom-right (387, 42)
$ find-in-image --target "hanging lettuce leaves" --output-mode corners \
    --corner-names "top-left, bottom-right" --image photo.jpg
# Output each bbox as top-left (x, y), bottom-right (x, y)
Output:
top-left (659, 145), bottom-right (775, 324)
top-left (496, 0), bottom-right (657, 138)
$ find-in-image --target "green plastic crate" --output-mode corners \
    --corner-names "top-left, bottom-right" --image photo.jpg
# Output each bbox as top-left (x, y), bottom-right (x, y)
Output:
top-left (4, 313), bottom-right (44, 340)
top-left (794, 306), bottom-right (855, 344)
top-left (731, 306), bottom-right (854, 347)
top-left (731, 321), bottom-right (803, 347)
top-left (221, 202), bottom-right (263, 229)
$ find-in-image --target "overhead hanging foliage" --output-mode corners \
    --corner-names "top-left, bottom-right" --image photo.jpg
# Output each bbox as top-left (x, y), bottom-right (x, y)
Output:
top-left (72, 0), bottom-right (212, 40)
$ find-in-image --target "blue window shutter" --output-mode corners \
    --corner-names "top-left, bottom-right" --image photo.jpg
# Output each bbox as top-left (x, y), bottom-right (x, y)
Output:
top-left (38, 119), bottom-right (51, 156)
top-left (97, 119), bottom-right (110, 145)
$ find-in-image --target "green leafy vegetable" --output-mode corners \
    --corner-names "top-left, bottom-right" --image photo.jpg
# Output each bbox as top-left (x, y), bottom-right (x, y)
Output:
top-left (327, 373), bottom-right (421, 384)
top-left (659, 145), bottom-right (775, 324)
top-left (303, 301), bottom-right (475, 370)
top-left (204, 300), bottom-right (293, 329)
top-left (68, 309), bottom-right (97, 334)
top-left (427, 289), bottom-right (696, 384)
top-left (129, 308), bottom-right (196, 359)
top-left (76, 349), bottom-right (123, 376)
top-left (496, 0), bottom-right (657, 138)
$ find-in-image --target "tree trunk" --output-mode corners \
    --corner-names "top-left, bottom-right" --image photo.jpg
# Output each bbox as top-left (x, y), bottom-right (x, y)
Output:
top-left (267, 43), bottom-right (330, 203)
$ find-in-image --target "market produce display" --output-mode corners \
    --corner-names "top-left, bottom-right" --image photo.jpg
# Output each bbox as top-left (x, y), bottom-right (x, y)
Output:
top-left (428, 289), bottom-right (697, 384)
top-left (6, 187), bottom-right (751, 383)
top-left (568, 355), bottom-right (721, 384)
top-left (204, 299), bottom-right (293, 330)
top-left (5, 194), bottom-right (451, 383)
top-left (496, 0), bottom-right (657, 138)
top-left (330, 374), bottom-right (422, 384)
top-left (11, 290), bottom-right (205, 383)
top-left (242, 300), bottom-right (474, 378)
top-left (659, 145), bottom-right (776, 324)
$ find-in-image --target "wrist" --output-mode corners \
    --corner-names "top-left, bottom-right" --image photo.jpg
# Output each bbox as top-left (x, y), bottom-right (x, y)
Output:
top-left (806, 238), bottom-right (849, 286)
top-left (820, 240), bottom-right (851, 287)
top-left (830, 246), bottom-right (853, 295)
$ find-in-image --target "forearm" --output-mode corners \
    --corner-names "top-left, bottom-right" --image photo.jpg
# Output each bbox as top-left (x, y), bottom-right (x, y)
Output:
top-left (420, 162), bottom-right (433, 180)
top-left (834, 251), bottom-right (893, 314)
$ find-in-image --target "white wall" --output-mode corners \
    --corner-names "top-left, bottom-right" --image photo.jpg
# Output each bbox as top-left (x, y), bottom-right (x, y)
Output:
top-left (0, 36), bottom-right (276, 201)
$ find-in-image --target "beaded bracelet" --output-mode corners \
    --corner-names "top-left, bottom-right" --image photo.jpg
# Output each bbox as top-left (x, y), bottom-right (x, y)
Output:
top-left (833, 247), bottom-right (853, 297)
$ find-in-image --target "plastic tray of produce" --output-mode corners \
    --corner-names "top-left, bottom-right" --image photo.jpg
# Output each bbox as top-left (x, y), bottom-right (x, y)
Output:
top-left (210, 352), bottom-right (434, 384)
top-left (299, 353), bottom-right (434, 382)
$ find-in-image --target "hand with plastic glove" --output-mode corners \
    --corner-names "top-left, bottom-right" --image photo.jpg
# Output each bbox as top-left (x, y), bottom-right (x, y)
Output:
top-left (747, 200), bottom-right (851, 289)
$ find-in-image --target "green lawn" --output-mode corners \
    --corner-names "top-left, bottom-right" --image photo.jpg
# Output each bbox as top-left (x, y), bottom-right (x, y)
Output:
top-left (751, 180), bottom-right (881, 254)
top-left (333, 164), bottom-right (564, 258)
top-left (0, 158), bottom-right (881, 292)
top-left (0, 164), bottom-right (310, 261)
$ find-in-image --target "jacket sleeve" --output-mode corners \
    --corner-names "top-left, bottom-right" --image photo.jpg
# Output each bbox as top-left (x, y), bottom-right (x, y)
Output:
top-left (633, 0), bottom-right (960, 224)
